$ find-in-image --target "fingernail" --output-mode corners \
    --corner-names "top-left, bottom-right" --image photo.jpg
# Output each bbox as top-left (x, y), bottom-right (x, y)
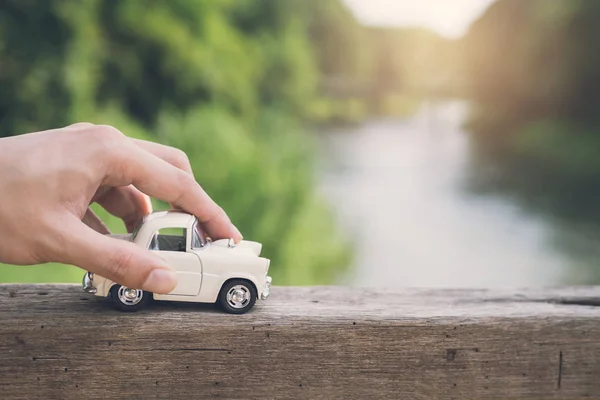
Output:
top-left (143, 269), bottom-right (178, 294)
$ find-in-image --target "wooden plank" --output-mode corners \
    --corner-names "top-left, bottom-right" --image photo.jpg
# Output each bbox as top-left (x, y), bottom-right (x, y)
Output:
top-left (1, 284), bottom-right (600, 400)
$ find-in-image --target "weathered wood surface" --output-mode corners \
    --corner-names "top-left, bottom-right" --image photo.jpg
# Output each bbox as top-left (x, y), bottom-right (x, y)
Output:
top-left (1, 284), bottom-right (600, 400)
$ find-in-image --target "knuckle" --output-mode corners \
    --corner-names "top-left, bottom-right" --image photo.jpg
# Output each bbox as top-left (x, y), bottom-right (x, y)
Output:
top-left (172, 172), bottom-right (198, 205)
top-left (91, 125), bottom-right (125, 143)
top-left (171, 147), bottom-right (192, 171)
top-left (87, 125), bottom-right (130, 172)
top-left (178, 171), bottom-right (198, 191)
top-left (67, 122), bottom-right (96, 129)
top-left (80, 125), bottom-right (125, 155)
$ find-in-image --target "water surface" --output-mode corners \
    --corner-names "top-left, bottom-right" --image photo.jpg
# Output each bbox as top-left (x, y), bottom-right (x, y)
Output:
top-left (319, 101), bottom-right (591, 288)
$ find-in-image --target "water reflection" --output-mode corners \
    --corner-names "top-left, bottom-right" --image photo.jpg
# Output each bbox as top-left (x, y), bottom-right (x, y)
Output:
top-left (319, 101), bottom-right (590, 288)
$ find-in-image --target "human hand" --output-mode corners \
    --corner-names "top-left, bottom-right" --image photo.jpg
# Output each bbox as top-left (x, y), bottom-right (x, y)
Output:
top-left (0, 123), bottom-right (242, 293)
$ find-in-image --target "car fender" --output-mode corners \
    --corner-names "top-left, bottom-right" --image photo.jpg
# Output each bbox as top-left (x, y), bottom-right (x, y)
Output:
top-left (197, 272), bottom-right (262, 303)
top-left (84, 274), bottom-right (113, 297)
top-left (99, 277), bottom-right (117, 297)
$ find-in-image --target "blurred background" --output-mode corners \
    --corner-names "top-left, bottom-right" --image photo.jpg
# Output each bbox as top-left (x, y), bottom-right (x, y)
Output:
top-left (2, 0), bottom-right (600, 288)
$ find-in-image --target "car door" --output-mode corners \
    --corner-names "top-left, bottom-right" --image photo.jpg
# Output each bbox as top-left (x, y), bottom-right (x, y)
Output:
top-left (148, 226), bottom-right (202, 296)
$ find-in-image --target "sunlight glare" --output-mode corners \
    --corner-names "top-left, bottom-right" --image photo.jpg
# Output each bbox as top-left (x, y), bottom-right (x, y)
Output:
top-left (342, 0), bottom-right (496, 38)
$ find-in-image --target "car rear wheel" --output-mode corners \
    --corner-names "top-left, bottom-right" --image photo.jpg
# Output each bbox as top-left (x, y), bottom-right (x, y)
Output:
top-left (110, 285), bottom-right (152, 312)
top-left (218, 279), bottom-right (257, 314)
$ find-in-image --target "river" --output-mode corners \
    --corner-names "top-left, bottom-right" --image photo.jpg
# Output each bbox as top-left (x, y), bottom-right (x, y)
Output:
top-left (319, 101), bottom-right (599, 288)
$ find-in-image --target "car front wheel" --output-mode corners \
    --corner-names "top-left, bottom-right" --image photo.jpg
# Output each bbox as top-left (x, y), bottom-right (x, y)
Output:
top-left (218, 279), bottom-right (257, 314)
top-left (110, 285), bottom-right (152, 312)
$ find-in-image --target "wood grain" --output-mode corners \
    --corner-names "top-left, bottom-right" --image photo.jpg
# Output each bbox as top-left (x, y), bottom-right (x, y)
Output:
top-left (1, 284), bottom-right (600, 399)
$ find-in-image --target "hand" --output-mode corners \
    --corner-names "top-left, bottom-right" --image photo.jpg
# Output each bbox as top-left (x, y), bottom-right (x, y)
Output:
top-left (0, 123), bottom-right (242, 293)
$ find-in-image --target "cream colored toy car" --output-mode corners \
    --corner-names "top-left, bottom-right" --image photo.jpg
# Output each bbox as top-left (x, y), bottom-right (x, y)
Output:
top-left (82, 210), bottom-right (271, 314)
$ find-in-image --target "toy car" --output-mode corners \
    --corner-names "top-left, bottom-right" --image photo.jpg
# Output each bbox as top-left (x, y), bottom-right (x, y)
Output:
top-left (82, 210), bottom-right (271, 314)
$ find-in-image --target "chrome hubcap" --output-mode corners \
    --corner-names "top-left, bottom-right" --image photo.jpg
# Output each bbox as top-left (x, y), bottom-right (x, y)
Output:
top-left (226, 285), bottom-right (250, 309)
top-left (117, 286), bottom-right (143, 306)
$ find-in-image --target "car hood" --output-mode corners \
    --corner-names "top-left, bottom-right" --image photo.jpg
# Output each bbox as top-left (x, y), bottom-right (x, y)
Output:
top-left (209, 239), bottom-right (262, 256)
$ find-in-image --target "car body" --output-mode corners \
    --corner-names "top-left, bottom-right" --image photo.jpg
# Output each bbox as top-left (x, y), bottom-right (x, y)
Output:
top-left (82, 210), bottom-right (271, 313)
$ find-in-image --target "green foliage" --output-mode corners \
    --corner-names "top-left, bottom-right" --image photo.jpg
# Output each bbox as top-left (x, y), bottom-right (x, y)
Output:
top-left (156, 105), bottom-right (352, 284)
top-left (464, 0), bottom-right (600, 123)
top-left (0, 0), bottom-right (354, 285)
top-left (462, 0), bottom-right (600, 223)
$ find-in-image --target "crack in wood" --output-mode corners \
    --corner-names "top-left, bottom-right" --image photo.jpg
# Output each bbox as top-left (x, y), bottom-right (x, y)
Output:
top-left (557, 350), bottom-right (563, 390)
top-left (32, 357), bottom-right (67, 361)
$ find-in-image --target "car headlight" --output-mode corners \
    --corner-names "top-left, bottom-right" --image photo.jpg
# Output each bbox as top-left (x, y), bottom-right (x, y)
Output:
top-left (261, 275), bottom-right (272, 300)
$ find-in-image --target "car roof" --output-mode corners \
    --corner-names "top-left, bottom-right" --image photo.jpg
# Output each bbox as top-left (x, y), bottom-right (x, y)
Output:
top-left (143, 210), bottom-right (195, 227)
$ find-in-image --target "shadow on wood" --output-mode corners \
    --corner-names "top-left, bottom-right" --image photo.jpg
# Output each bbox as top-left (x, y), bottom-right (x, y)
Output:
top-left (1, 284), bottom-right (600, 399)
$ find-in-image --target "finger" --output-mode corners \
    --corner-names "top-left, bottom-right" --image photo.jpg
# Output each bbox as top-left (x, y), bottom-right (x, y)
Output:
top-left (131, 139), bottom-right (195, 176)
top-left (93, 185), bottom-right (153, 232)
top-left (82, 208), bottom-right (110, 234)
top-left (105, 144), bottom-right (243, 243)
top-left (57, 218), bottom-right (177, 293)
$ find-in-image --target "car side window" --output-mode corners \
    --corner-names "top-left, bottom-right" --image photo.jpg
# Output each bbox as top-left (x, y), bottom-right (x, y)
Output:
top-left (149, 228), bottom-right (187, 252)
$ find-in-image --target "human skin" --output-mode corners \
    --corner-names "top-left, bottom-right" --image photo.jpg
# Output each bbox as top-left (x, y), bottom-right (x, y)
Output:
top-left (0, 123), bottom-right (242, 294)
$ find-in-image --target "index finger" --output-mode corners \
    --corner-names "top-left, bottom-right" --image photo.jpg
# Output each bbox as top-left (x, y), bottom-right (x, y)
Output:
top-left (103, 139), bottom-right (242, 242)
top-left (131, 138), bottom-right (195, 176)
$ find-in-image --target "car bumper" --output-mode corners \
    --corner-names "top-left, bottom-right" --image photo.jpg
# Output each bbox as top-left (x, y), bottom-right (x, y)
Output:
top-left (82, 272), bottom-right (97, 294)
top-left (261, 276), bottom-right (272, 300)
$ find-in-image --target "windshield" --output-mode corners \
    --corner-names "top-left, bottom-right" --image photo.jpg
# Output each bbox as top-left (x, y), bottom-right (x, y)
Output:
top-left (191, 220), bottom-right (207, 248)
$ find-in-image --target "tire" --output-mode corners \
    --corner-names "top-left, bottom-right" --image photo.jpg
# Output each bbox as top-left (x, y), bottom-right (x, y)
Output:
top-left (218, 279), bottom-right (257, 314)
top-left (110, 285), bottom-right (152, 312)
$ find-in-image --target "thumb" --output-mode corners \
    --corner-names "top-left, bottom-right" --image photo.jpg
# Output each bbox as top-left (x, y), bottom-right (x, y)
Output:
top-left (57, 221), bottom-right (177, 294)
